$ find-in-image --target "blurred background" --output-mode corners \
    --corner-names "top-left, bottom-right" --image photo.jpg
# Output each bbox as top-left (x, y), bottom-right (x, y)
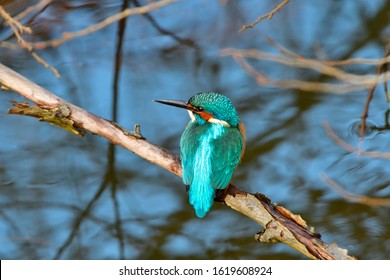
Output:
top-left (0, 0), bottom-right (389, 259)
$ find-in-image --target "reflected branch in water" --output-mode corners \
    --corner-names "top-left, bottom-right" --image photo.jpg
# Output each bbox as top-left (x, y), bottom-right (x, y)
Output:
top-left (0, 209), bottom-right (40, 258)
top-left (321, 173), bottom-right (390, 207)
top-left (54, 177), bottom-right (109, 259)
top-left (359, 41), bottom-right (390, 139)
top-left (132, 0), bottom-right (198, 50)
top-left (56, 0), bottom-right (136, 260)
top-left (109, 0), bottom-right (131, 259)
top-left (323, 122), bottom-right (390, 160)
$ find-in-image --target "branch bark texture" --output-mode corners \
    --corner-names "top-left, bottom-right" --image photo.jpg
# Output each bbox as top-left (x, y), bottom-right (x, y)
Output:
top-left (0, 63), bottom-right (355, 260)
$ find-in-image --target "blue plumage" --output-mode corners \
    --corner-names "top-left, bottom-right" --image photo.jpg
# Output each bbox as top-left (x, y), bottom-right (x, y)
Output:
top-left (155, 92), bottom-right (245, 218)
top-left (181, 121), bottom-right (243, 217)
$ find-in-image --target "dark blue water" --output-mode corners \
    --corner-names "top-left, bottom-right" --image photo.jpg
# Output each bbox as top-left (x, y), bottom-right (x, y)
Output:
top-left (0, 0), bottom-right (389, 259)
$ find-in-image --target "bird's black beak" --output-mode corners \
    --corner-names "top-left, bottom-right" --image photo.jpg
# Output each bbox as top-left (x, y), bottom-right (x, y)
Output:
top-left (154, 99), bottom-right (195, 111)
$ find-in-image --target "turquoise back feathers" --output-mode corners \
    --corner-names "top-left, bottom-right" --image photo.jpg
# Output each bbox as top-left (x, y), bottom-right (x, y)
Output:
top-left (155, 92), bottom-right (245, 218)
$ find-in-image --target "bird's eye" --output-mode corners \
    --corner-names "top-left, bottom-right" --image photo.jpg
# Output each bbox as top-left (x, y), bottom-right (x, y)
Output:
top-left (196, 106), bottom-right (204, 112)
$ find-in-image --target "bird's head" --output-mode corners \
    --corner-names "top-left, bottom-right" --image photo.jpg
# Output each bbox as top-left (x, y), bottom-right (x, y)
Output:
top-left (155, 92), bottom-right (240, 127)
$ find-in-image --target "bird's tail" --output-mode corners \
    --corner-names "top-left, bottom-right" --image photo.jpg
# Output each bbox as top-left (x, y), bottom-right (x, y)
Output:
top-left (188, 181), bottom-right (215, 218)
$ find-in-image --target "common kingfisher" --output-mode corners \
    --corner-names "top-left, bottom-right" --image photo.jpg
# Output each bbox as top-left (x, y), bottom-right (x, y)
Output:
top-left (155, 92), bottom-right (245, 218)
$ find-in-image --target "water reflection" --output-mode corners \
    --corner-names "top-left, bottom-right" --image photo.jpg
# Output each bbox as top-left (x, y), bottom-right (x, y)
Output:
top-left (0, 0), bottom-right (389, 259)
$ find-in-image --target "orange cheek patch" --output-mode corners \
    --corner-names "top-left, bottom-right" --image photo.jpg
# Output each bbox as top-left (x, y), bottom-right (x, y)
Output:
top-left (198, 111), bottom-right (213, 121)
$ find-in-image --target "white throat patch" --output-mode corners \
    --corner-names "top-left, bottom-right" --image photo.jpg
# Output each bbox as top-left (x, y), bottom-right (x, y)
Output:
top-left (188, 110), bottom-right (196, 122)
top-left (187, 110), bottom-right (230, 127)
top-left (208, 117), bottom-right (230, 127)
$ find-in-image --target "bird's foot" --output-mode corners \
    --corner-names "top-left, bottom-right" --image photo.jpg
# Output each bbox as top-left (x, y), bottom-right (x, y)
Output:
top-left (214, 186), bottom-right (230, 202)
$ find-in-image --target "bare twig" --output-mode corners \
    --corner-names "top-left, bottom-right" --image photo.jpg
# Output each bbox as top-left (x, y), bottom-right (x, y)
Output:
top-left (222, 48), bottom-right (390, 86)
top-left (227, 50), bottom-right (372, 93)
top-left (14, 0), bottom-right (53, 21)
top-left (221, 47), bottom-right (390, 94)
top-left (323, 56), bottom-right (390, 67)
top-left (239, 0), bottom-right (290, 33)
top-left (0, 0), bottom-right (178, 77)
top-left (0, 62), bottom-right (355, 260)
top-left (266, 37), bottom-right (302, 58)
top-left (321, 174), bottom-right (390, 207)
top-left (2, 0), bottom-right (178, 49)
top-left (0, 6), bottom-right (32, 34)
top-left (0, 5), bottom-right (59, 78)
top-left (267, 37), bottom-right (390, 67)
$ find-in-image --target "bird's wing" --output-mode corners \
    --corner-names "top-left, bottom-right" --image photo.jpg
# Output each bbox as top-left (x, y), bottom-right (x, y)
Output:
top-left (210, 126), bottom-right (243, 190)
top-left (180, 122), bottom-right (201, 186)
top-left (180, 122), bottom-right (243, 190)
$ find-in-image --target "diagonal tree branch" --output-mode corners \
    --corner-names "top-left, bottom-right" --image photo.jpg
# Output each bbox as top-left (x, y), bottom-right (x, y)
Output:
top-left (0, 62), bottom-right (355, 260)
